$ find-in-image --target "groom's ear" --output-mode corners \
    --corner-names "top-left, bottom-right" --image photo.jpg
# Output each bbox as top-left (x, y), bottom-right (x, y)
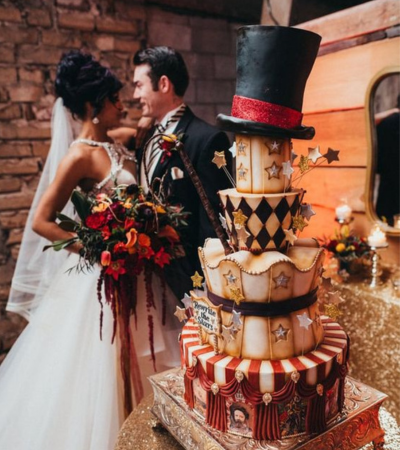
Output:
top-left (158, 75), bottom-right (172, 94)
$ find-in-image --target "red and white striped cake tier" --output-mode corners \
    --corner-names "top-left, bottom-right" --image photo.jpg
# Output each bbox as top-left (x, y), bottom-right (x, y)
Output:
top-left (181, 316), bottom-right (348, 390)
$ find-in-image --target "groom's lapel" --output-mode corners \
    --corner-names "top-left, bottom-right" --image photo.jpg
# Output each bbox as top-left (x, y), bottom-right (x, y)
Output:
top-left (150, 107), bottom-right (194, 182)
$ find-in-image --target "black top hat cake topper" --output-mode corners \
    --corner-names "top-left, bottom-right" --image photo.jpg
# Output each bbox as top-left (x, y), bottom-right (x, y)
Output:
top-left (217, 26), bottom-right (322, 140)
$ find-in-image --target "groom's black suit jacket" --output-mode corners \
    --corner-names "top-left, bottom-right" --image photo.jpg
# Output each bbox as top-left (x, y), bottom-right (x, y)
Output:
top-left (138, 107), bottom-right (232, 300)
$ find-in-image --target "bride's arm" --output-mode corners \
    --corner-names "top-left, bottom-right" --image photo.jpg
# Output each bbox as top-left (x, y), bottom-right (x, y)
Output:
top-left (32, 149), bottom-right (89, 254)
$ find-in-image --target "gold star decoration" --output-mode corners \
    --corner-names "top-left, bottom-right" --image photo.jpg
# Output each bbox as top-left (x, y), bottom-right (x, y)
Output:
top-left (237, 140), bottom-right (247, 155)
top-left (191, 271), bottom-right (204, 288)
top-left (307, 145), bottom-right (323, 163)
top-left (273, 271), bottom-right (291, 289)
top-left (237, 163), bottom-right (248, 180)
top-left (265, 139), bottom-right (282, 155)
top-left (229, 287), bottom-right (245, 305)
top-left (174, 306), bottom-right (187, 322)
top-left (232, 209), bottom-right (248, 229)
top-left (292, 215), bottom-right (308, 232)
top-left (223, 270), bottom-right (237, 286)
top-left (324, 303), bottom-right (342, 322)
top-left (265, 161), bottom-right (282, 179)
top-left (212, 151), bottom-right (227, 169)
top-left (298, 155), bottom-right (310, 173)
top-left (271, 323), bottom-right (290, 343)
top-left (284, 228), bottom-right (297, 246)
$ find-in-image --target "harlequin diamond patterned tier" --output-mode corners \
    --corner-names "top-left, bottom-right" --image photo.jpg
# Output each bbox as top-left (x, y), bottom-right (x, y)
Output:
top-left (220, 188), bottom-right (303, 252)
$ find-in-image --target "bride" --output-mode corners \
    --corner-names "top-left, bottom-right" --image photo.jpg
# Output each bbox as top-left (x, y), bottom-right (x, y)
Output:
top-left (0, 51), bottom-right (180, 450)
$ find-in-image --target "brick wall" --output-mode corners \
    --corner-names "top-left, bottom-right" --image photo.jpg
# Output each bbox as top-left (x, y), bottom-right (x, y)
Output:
top-left (0, 0), bottom-right (246, 361)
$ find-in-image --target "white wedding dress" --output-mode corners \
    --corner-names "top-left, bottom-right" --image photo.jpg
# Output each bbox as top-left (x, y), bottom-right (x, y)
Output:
top-left (0, 141), bottom-right (181, 450)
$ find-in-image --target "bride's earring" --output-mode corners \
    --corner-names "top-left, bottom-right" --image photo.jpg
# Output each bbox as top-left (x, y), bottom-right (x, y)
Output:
top-left (92, 117), bottom-right (99, 124)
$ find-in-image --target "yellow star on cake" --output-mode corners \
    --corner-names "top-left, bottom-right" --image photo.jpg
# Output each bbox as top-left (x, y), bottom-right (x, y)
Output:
top-left (191, 271), bottom-right (204, 288)
top-left (284, 228), bottom-right (297, 245)
top-left (292, 215), bottom-right (308, 232)
top-left (232, 209), bottom-right (248, 229)
top-left (174, 306), bottom-right (187, 322)
top-left (212, 151), bottom-right (227, 169)
top-left (229, 287), bottom-right (245, 305)
top-left (298, 155), bottom-right (309, 173)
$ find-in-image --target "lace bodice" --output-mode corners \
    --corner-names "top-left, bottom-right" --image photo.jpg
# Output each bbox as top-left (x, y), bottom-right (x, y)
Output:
top-left (71, 139), bottom-right (137, 194)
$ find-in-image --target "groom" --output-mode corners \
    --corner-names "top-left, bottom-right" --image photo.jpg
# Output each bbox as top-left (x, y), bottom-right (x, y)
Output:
top-left (132, 46), bottom-right (232, 300)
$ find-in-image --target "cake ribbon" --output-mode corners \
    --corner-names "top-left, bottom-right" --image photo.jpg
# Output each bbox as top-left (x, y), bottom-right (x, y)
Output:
top-left (206, 287), bottom-right (318, 317)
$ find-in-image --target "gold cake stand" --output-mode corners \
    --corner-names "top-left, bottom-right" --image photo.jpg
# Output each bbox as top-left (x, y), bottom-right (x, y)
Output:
top-left (145, 367), bottom-right (389, 450)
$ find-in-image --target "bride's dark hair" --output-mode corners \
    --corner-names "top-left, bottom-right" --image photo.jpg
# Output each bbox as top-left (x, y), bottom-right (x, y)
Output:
top-left (55, 50), bottom-right (123, 120)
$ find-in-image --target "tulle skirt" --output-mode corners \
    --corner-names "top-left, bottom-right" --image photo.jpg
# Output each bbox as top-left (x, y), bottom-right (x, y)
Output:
top-left (0, 253), bottom-right (181, 450)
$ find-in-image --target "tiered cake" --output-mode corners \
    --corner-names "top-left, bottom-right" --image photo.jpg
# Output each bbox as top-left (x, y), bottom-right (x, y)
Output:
top-left (179, 26), bottom-right (349, 441)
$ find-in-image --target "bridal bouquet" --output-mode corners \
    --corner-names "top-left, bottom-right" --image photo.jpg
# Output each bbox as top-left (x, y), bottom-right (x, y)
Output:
top-left (45, 183), bottom-right (188, 373)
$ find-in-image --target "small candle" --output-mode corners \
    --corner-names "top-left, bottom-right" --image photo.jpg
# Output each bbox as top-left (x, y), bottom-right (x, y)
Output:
top-left (394, 214), bottom-right (400, 230)
top-left (335, 203), bottom-right (352, 221)
top-left (367, 226), bottom-right (387, 248)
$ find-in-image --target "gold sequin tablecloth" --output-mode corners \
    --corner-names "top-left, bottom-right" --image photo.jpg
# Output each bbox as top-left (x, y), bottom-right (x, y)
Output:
top-left (114, 394), bottom-right (400, 450)
top-left (332, 268), bottom-right (400, 423)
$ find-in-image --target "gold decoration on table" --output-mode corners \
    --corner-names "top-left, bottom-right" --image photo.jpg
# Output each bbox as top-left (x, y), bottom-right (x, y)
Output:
top-left (298, 154), bottom-right (310, 173)
top-left (191, 271), bottom-right (203, 288)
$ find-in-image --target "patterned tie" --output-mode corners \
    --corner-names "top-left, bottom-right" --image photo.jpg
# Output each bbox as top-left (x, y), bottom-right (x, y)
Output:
top-left (146, 105), bottom-right (186, 169)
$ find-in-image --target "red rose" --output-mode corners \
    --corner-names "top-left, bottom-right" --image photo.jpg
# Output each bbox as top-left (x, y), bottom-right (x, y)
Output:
top-left (85, 212), bottom-right (107, 230)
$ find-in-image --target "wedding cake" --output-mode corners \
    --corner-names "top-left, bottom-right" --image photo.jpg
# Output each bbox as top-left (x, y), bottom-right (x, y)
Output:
top-left (178, 26), bottom-right (349, 440)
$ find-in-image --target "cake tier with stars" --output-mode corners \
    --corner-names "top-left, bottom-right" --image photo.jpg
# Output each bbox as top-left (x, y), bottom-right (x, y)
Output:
top-left (196, 237), bottom-right (325, 360)
top-left (181, 316), bottom-right (349, 440)
top-left (219, 188), bottom-right (304, 252)
top-left (235, 135), bottom-right (292, 194)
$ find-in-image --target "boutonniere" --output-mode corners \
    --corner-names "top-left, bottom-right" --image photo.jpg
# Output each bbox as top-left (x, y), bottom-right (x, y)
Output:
top-left (160, 132), bottom-right (185, 163)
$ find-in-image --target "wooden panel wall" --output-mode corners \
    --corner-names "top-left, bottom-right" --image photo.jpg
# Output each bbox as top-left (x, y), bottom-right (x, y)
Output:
top-left (291, 0), bottom-right (400, 264)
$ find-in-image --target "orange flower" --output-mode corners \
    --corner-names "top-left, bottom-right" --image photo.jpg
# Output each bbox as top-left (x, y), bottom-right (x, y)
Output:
top-left (138, 245), bottom-right (155, 260)
top-left (158, 225), bottom-right (180, 243)
top-left (100, 250), bottom-right (111, 266)
top-left (138, 233), bottom-right (151, 247)
top-left (113, 242), bottom-right (127, 254)
top-left (126, 228), bottom-right (138, 248)
top-left (105, 259), bottom-right (126, 280)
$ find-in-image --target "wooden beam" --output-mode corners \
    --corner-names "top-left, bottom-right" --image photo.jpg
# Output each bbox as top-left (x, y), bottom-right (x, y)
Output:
top-left (297, 0), bottom-right (400, 46)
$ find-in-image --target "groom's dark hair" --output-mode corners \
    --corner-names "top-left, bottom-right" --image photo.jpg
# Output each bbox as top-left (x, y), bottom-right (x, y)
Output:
top-left (133, 46), bottom-right (189, 97)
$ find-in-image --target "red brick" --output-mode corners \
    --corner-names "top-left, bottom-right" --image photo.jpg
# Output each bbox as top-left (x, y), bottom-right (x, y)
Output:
top-left (96, 16), bottom-right (138, 35)
top-left (0, 68), bottom-right (17, 84)
top-left (148, 22), bottom-right (191, 50)
top-left (9, 83), bottom-right (44, 103)
top-left (114, 38), bottom-right (141, 54)
top-left (56, 0), bottom-right (85, 6)
top-left (115, 2), bottom-right (146, 20)
top-left (27, 9), bottom-right (52, 28)
top-left (147, 8), bottom-right (189, 25)
top-left (213, 55), bottom-right (236, 79)
top-left (0, 191), bottom-right (35, 211)
top-left (0, 44), bottom-right (15, 63)
top-left (0, 178), bottom-right (21, 193)
top-left (18, 45), bottom-right (63, 65)
top-left (0, 122), bottom-right (51, 140)
top-left (41, 30), bottom-right (82, 48)
top-left (190, 104), bottom-right (217, 125)
top-left (58, 10), bottom-right (95, 31)
top-left (0, 104), bottom-right (22, 120)
top-left (19, 68), bottom-right (44, 84)
top-left (0, 158), bottom-right (40, 175)
top-left (10, 245), bottom-right (20, 261)
top-left (0, 88), bottom-right (9, 103)
top-left (0, 211), bottom-right (29, 229)
top-left (0, 7), bottom-right (22, 23)
top-left (192, 28), bottom-right (233, 54)
top-left (0, 25), bottom-right (39, 45)
top-left (6, 228), bottom-right (23, 245)
top-left (95, 35), bottom-right (114, 51)
top-left (31, 141), bottom-right (50, 159)
top-left (181, 53), bottom-right (215, 79)
top-left (0, 260), bottom-right (15, 284)
top-left (0, 142), bottom-right (32, 158)
top-left (196, 80), bottom-right (234, 104)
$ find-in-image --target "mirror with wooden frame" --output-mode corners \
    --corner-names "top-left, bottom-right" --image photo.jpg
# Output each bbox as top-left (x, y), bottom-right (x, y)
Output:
top-left (365, 66), bottom-right (400, 236)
